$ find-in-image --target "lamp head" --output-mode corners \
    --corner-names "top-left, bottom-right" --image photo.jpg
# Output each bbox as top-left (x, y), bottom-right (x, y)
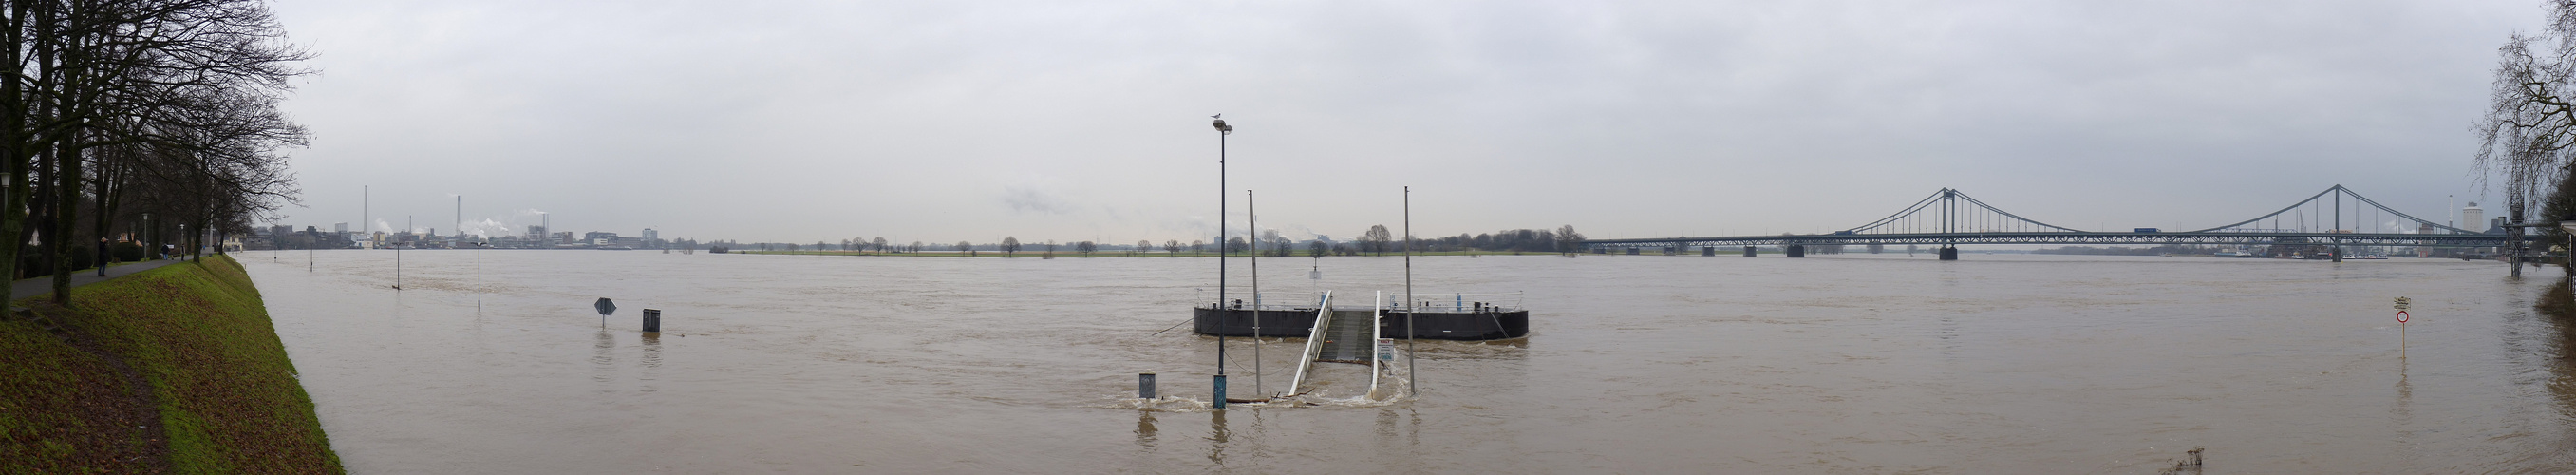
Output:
top-left (1213, 118), bottom-right (1232, 135)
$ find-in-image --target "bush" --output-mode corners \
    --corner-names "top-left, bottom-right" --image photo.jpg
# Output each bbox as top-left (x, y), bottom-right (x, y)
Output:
top-left (111, 242), bottom-right (146, 262)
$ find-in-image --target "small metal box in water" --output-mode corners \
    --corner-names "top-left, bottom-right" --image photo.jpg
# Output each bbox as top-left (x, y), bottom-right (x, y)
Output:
top-left (642, 309), bottom-right (661, 332)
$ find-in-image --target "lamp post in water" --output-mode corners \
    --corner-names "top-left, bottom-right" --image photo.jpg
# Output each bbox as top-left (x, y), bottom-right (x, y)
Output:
top-left (474, 241), bottom-right (483, 310)
top-left (1212, 114), bottom-right (1232, 408)
top-left (1211, 114), bottom-right (1241, 408)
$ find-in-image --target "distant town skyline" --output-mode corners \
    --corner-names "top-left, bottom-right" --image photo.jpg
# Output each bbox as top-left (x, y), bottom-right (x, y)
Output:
top-left (273, 1), bottom-right (2537, 245)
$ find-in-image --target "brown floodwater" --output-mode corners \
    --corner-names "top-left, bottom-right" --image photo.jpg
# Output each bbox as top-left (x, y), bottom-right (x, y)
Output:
top-left (242, 250), bottom-right (2576, 473)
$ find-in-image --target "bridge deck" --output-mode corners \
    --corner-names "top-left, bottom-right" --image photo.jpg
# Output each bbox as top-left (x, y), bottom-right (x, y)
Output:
top-left (1316, 310), bottom-right (1375, 362)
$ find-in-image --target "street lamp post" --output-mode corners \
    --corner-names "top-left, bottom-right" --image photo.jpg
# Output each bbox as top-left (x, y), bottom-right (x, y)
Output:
top-left (1211, 114), bottom-right (1232, 408)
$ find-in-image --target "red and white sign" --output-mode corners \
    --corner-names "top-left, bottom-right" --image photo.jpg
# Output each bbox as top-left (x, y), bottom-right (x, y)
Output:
top-left (2397, 311), bottom-right (2410, 323)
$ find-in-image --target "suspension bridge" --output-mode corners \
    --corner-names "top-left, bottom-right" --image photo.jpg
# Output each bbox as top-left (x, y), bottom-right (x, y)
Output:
top-left (1581, 185), bottom-right (2537, 261)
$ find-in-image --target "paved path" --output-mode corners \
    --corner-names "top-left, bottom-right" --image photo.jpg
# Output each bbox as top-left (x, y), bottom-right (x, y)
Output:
top-left (10, 259), bottom-right (183, 300)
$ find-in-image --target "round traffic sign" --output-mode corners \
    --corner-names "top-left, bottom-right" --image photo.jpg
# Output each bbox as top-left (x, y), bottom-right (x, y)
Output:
top-left (2397, 311), bottom-right (2409, 323)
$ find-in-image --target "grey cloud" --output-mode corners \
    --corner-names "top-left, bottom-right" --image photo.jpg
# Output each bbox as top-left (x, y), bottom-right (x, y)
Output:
top-left (269, 0), bottom-right (2544, 243)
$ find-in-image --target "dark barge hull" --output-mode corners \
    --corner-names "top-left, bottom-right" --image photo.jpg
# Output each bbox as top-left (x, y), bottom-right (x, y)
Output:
top-left (1192, 307), bottom-right (1529, 341)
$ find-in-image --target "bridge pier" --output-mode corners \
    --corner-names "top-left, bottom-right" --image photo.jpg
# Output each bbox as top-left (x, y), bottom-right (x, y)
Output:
top-left (1702, 246), bottom-right (1716, 256)
top-left (1787, 245), bottom-right (1806, 258)
top-left (1742, 246), bottom-right (1756, 257)
top-left (1938, 246), bottom-right (1958, 260)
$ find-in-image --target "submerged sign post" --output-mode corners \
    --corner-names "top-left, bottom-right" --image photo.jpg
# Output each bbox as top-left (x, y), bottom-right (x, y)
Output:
top-left (595, 297), bottom-right (616, 326)
top-left (2395, 296), bottom-right (2411, 356)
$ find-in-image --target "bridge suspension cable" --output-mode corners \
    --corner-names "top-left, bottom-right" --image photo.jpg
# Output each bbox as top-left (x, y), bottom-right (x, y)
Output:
top-left (2179, 185), bottom-right (2479, 235)
top-left (1843, 188), bottom-right (2086, 235)
top-left (1575, 183), bottom-right (2527, 251)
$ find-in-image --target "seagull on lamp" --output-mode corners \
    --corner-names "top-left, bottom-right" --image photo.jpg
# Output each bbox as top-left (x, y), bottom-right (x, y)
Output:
top-left (1212, 114), bottom-right (1232, 135)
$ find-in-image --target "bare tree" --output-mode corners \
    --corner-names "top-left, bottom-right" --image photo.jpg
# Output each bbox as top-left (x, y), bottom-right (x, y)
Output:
top-left (872, 237), bottom-right (887, 253)
top-left (955, 240), bottom-right (972, 256)
top-left (1555, 224), bottom-right (1587, 255)
top-left (1362, 225), bottom-right (1393, 256)
top-left (1001, 237), bottom-right (1020, 256)
top-left (0, 0), bottom-right (314, 305)
top-left (2473, 6), bottom-right (2576, 276)
top-left (1136, 239), bottom-right (1151, 256)
top-left (1164, 239), bottom-right (1181, 256)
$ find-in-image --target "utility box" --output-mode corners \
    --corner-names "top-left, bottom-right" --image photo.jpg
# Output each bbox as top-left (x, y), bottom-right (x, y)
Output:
top-left (642, 309), bottom-right (661, 332)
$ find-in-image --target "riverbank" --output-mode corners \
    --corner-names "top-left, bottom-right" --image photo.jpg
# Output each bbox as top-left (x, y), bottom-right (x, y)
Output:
top-left (0, 255), bottom-right (341, 473)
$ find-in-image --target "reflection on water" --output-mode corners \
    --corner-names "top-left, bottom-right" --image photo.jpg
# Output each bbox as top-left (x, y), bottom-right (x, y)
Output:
top-left (1133, 410), bottom-right (1156, 448)
top-left (1205, 410), bottom-right (1229, 466)
top-left (592, 328), bottom-right (614, 386)
top-left (248, 251), bottom-right (2576, 472)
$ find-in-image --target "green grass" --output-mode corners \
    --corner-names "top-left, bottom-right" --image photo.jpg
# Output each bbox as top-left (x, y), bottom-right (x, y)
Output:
top-left (0, 256), bottom-right (341, 473)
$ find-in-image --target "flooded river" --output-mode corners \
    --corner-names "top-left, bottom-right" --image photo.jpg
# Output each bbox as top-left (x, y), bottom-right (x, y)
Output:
top-left (242, 250), bottom-right (2576, 473)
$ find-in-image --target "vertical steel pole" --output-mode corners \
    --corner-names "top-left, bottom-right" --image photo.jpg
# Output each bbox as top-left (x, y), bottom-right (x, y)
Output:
top-left (1214, 121), bottom-right (1228, 408)
top-left (1404, 185), bottom-right (1416, 397)
top-left (1250, 189), bottom-right (1261, 398)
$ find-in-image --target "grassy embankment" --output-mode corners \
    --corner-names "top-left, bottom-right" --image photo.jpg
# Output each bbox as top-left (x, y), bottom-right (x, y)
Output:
top-left (0, 255), bottom-right (341, 473)
top-left (2542, 275), bottom-right (2575, 316)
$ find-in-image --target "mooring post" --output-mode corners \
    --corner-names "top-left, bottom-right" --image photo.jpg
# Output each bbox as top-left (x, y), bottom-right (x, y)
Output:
top-left (642, 309), bottom-right (661, 332)
top-left (1139, 371), bottom-right (1156, 399)
top-left (1213, 374), bottom-right (1228, 408)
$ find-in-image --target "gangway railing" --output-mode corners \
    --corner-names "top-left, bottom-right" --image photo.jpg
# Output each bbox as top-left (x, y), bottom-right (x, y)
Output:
top-left (1285, 291), bottom-right (1333, 397)
top-left (1368, 291), bottom-right (1385, 398)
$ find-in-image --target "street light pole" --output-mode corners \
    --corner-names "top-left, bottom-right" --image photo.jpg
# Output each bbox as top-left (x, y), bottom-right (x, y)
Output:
top-left (1212, 114), bottom-right (1232, 408)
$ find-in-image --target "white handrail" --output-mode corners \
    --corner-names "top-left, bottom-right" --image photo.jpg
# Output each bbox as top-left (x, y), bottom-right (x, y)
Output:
top-left (1368, 290), bottom-right (1384, 399)
top-left (1285, 291), bottom-right (1332, 396)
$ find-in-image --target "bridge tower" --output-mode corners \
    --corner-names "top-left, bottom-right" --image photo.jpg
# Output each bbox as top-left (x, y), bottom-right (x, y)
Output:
top-left (1939, 188), bottom-right (1959, 260)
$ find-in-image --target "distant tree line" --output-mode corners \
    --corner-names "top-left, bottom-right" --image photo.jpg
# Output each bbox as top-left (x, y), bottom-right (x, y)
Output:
top-left (703, 225), bottom-right (1589, 258)
top-left (2032, 244), bottom-right (2221, 256)
top-left (0, 0), bottom-right (310, 306)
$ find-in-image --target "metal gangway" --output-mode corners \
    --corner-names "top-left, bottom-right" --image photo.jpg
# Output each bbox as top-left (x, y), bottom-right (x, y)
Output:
top-left (1286, 291), bottom-right (1393, 399)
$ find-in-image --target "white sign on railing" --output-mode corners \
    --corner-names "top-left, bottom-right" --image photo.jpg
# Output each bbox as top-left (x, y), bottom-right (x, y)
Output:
top-left (1377, 338), bottom-right (1396, 361)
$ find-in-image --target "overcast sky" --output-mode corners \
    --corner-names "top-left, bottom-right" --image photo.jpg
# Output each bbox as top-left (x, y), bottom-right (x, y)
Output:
top-left (266, 0), bottom-right (2542, 245)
